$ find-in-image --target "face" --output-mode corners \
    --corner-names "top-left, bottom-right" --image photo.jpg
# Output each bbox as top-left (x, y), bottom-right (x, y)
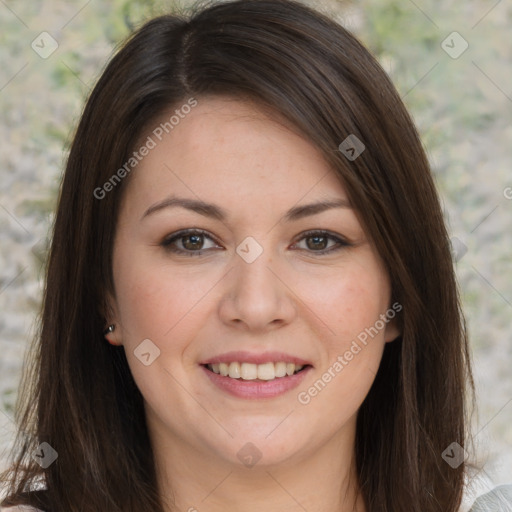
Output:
top-left (107, 96), bottom-right (399, 470)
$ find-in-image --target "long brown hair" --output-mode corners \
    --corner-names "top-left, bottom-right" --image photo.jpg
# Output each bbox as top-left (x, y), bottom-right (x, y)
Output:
top-left (1, 1), bottom-right (474, 510)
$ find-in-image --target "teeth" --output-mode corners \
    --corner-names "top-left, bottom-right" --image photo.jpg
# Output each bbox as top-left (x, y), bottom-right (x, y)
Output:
top-left (257, 362), bottom-right (275, 380)
top-left (207, 361), bottom-right (305, 380)
top-left (228, 362), bottom-right (241, 379)
top-left (219, 363), bottom-right (229, 377)
top-left (275, 362), bottom-right (287, 378)
top-left (241, 362), bottom-right (258, 380)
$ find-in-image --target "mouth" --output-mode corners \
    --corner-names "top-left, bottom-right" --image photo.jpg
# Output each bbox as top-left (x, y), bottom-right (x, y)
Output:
top-left (199, 351), bottom-right (313, 398)
top-left (203, 361), bottom-right (311, 381)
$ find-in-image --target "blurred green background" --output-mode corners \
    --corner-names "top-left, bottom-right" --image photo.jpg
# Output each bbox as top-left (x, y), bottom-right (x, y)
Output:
top-left (1, 0), bottom-right (511, 492)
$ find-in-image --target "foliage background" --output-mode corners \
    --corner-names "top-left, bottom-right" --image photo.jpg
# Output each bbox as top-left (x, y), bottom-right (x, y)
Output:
top-left (1, 0), bottom-right (511, 492)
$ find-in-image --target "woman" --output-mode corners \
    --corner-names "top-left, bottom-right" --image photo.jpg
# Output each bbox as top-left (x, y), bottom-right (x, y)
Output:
top-left (1, 0), bottom-right (510, 510)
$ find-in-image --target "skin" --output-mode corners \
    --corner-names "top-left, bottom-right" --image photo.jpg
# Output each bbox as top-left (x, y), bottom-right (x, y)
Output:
top-left (105, 96), bottom-right (400, 512)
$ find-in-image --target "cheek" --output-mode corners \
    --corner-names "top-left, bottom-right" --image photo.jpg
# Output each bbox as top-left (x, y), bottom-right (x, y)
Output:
top-left (294, 264), bottom-right (390, 409)
top-left (113, 254), bottom-right (222, 347)
top-left (114, 262), bottom-right (171, 340)
top-left (112, 260), bottom-right (209, 398)
top-left (297, 262), bottom-right (390, 348)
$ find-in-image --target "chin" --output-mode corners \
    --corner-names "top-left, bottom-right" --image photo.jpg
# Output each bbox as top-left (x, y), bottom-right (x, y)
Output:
top-left (215, 426), bottom-right (311, 470)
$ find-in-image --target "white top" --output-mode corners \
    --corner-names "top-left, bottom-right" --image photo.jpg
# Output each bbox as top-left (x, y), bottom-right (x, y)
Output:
top-left (2, 507), bottom-right (45, 511)
top-left (466, 485), bottom-right (512, 511)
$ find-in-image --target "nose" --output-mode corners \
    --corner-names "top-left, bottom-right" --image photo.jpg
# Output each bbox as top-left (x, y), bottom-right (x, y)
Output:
top-left (217, 246), bottom-right (298, 332)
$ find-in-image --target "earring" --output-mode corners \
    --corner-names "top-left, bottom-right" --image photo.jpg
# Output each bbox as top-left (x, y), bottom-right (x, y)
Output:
top-left (103, 324), bottom-right (115, 335)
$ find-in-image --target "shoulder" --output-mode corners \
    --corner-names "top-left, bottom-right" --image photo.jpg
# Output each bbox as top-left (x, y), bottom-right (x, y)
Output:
top-left (1, 508), bottom-right (45, 512)
top-left (468, 484), bottom-right (512, 511)
top-left (0, 485), bottom-right (49, 511)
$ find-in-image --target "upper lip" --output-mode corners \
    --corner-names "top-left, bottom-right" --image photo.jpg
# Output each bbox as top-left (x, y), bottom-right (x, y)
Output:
top-left (200, 351), bottom-right (313, 366)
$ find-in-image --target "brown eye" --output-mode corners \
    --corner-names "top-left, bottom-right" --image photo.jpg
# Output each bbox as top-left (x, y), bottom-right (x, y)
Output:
top-left (305, 234), bottom-right (329, 251)
top-left (181, 233), bottom-right (205, 250)
top-left (293, 230), bottom-right (351, 255)
top-left (161, 229), bottom-right (221, 256)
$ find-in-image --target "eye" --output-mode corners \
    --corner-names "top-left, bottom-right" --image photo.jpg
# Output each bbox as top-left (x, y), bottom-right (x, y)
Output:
top-left (160, 228), bottom-right (351, 257)
top-left (292, 230), bottom-right (351, 255)
top-left (160, 229), bottom-right (222, 256)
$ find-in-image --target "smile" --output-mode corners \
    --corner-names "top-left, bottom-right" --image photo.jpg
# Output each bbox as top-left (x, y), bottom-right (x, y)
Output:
top-left (201, 362), bottom-right (312, 399)
top-left (205, 361), bottom-right (306, 381)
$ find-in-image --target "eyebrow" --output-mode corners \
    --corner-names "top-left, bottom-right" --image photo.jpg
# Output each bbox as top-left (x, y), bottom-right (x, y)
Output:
top-left (141, 195), bottom-right (352, 222)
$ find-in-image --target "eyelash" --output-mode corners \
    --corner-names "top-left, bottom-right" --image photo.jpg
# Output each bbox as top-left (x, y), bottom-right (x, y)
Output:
top-left (160, 228), bottom-right (351, 257)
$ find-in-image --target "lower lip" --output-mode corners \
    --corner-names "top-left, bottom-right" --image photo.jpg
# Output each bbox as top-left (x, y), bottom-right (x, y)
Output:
top-left (201, 365), bottom-right (312, 399)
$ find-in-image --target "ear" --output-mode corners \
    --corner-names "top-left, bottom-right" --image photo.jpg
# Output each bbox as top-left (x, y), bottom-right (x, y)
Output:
top-left (383, 302), bottom-right (402, 343)
top-left (384, 317), bottom-right (401, 343)
top-left (102, 291), bottom-right (123, 346)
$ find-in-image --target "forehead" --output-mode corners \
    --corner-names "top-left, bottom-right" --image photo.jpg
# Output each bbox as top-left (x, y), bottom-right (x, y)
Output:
top-left (123, 96), bottom-right (348, 215)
